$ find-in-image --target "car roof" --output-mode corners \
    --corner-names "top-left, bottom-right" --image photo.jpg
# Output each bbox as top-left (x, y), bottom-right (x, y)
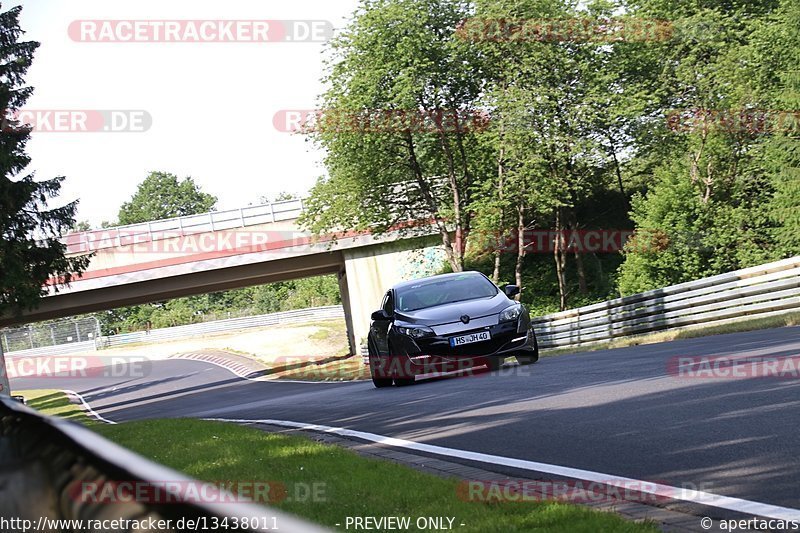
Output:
top-left (391, 271), bottom-right (488, 291)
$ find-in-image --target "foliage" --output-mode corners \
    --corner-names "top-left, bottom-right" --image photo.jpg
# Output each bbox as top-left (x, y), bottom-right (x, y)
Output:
top-left (299, 0), bottom-right (487, 271)
top-left (0, 5), bottom-right (89, 319)
top-left (302, 0), bottom-right (799, 310)
top-left (116, 171), bottom-right (217, 225)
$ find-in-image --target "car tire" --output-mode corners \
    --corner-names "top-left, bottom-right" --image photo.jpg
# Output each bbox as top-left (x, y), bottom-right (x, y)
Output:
top-left (394, 377), bottom-right (415, 386)
top-left (517, 330), bottom-right (539, 365)
top-left (368, 338), bottom-right (393, 388)
top-left (487, 357), bottom-right (503, 372)
top-left (372, 376), bottom-right (393, 388)
top-left (516, 353), bottom-right (539, 365)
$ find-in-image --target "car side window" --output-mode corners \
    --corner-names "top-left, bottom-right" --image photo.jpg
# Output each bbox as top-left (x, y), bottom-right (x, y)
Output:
top-left (382, 291), bottom-right (393, 314)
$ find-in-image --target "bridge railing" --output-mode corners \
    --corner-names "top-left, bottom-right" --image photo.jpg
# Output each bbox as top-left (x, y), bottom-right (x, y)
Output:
top-left (532, 256), bottom-right (800, 350)
top-left (0, 395), bottom-right (327, 532)
top-left (63, 198), bottom-right (306, 254)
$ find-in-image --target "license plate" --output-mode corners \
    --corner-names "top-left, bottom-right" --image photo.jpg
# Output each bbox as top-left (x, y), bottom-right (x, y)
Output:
top-left (450, 331), bottom-right (491, 347)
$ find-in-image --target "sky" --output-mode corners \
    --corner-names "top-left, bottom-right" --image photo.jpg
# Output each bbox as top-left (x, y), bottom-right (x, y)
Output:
top-left (13, 0), bottom-right (361, 227)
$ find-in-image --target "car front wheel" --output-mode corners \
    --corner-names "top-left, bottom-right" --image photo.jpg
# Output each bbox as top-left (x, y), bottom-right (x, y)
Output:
top-left (372, 376), bottom-right (393, 388)
top-left (516, 353), bottom-right (539, 365)
top-left (517, 330), bottom-right (539, 365)
top-left (368, 338), bottom-right (393, 388)
top-left (487, 356), bottom-right (504, 371)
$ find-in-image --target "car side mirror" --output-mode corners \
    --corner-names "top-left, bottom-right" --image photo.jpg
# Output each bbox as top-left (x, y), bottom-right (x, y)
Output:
top-left (371, 309), bottom-right (391, 321)
top-left (503, 284), bottom-right (520, 298)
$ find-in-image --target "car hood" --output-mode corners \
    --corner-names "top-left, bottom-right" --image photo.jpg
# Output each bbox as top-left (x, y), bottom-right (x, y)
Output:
top-left (395, 293), bottom-right (513, 326)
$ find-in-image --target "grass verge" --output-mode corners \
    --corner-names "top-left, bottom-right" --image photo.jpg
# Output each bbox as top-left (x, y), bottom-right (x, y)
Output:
top-left (16, 389), bottom-right (98, 425)
top-left (18, 390), bottom-right (658, 533)
top-left (267, 353), bottom-right (370, 381)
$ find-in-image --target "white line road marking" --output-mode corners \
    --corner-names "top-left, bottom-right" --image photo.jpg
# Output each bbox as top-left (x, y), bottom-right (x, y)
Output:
top-left (62, 389), bottom-right (117, 424)
top-left (53, 390), bottom-right (800, 522)
top-left (206, 417), bottom-right (800, 522)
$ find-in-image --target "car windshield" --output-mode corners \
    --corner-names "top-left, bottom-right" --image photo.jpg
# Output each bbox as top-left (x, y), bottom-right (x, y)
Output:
top-left (395, 274), bottom-right (498, 312)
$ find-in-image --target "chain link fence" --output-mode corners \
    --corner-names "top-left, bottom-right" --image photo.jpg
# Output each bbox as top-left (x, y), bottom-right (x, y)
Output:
top-left (1, 307), bottom-right (343, 356)
top-left (1, 317), bottom-right (101, 354)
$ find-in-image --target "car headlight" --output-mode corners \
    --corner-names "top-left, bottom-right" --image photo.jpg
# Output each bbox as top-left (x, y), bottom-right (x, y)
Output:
top-left (499, 305), bottom-right (522, 323)
top-left (397, 325), bottom-right (435, 338)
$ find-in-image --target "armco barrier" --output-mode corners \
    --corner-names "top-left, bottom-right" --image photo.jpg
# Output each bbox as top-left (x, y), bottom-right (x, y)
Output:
top-left (0, 395), bottom-right (327, 532)
top-left (533, 256), bottom-right (800, 349)
top-left (4, 340), bottom-right (98, 358)
top-left (100, 306), bottom-right (345, 348)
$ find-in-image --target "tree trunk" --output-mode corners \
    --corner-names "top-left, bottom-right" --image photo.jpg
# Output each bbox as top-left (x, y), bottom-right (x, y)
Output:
top-left (568, 209), bottom-right (588, 295)
top-left (436, 118), bottom-right (466, 271)
top-left (553, 209), bottom-right (568, 311)
top-left (514, 201), bottom-right (525, 299)
top-left (0, 340), bottom-right (10, 396)
top-left (404, 133), bottom-right (462, 271)
top-left (492, 143), bottom-right (506, 284)
top-left (573, 248), bottom-right (588, 295)
top-left (492, 248), bottom-right (502, 283)
top-left (606, 133), bottom-right (628, 212)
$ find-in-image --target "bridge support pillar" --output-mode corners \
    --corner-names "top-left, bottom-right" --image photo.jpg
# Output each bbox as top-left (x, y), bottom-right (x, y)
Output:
top-left (337, 269), bottom-right (356, 355)
top-left (0, 343), bottom-right (8, 396)
top-left (340, 236), bottom-right (446, 353)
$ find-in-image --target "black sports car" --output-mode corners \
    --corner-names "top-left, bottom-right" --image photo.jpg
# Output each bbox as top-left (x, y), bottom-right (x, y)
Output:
top-left (367, 271), bottom-right (539, 388)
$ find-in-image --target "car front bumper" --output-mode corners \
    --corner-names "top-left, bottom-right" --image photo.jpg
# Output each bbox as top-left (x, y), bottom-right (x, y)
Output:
top-left (370, 323), bottom-right (537, 379)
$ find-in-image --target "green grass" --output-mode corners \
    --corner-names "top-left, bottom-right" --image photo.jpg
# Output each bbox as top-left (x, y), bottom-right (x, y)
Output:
top-left (269, 353), bottom-right (370, 381)
top-left (18, 389), bottom-right (99, 425)
top-left (19, 390), bottom-right (658, 533)
top-left (541, 311), bottom-right (800, 357)
top-left (308, 320), bottom-right (348, 342)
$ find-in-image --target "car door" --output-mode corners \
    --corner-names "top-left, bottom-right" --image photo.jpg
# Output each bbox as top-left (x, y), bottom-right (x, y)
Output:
top-left (370, 290), bottom-right (393, 355)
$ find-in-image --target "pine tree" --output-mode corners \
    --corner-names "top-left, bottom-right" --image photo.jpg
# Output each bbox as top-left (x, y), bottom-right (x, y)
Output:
top-left (0, 5), bottom-right (90, 318)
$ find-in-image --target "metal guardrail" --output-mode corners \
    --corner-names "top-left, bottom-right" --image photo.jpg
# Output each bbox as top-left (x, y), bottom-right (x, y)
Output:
top-left (63, 198), bottom-right (307, 254)
top-left (5, 340), bottom-right (98, 359)
top-left (532, 256), bottom-right (800, 349)
top-left (101, 306), bottom-right (345, 348)
top-left (0, 395), bottom-right (326, 532)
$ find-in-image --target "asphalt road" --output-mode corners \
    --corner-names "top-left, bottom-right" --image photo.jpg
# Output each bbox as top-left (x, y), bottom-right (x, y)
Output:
top-left (10, 326), bottom-right (800, 516)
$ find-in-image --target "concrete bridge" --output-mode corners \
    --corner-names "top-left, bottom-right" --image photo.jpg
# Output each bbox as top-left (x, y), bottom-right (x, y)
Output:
top-left (1, 199), bottom-right (447, 352)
